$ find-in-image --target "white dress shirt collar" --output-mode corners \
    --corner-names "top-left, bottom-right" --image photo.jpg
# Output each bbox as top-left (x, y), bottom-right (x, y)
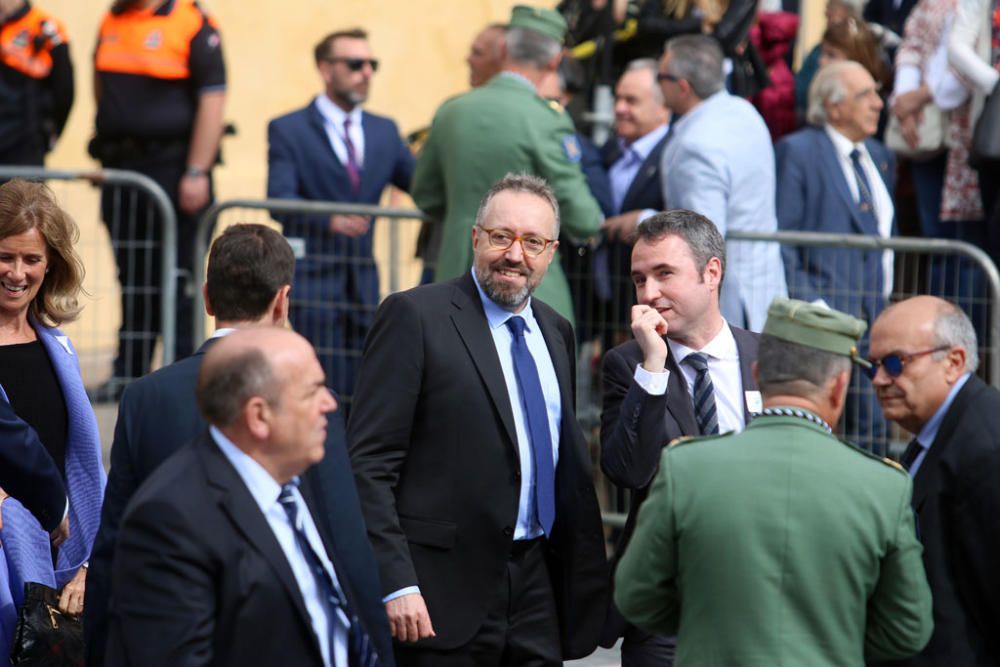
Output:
top-left (315, 94), bottom-right (362, 129)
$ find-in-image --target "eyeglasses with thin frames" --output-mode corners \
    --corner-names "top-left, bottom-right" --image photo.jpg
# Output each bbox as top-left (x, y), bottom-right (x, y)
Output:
top-left (656, 72), bottom-right (680, 83)
top-left (864, 346), bottom-right (950, 380)
top-left (323, 57), bottom-right (379, 72)
top-left (475, 225), bottom-right (556, 257)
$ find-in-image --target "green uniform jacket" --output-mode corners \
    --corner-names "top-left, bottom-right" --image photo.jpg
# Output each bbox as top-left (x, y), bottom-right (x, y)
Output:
top-left (615, 413), bottom-right (933, 666)
top-left (411, 73), bottom-right (603, 325)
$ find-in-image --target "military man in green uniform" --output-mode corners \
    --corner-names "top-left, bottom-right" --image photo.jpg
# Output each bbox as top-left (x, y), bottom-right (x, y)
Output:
top-left (411, 4), bottom-right (603, 325)
top-left (615, 298), bottom-right (934, 666)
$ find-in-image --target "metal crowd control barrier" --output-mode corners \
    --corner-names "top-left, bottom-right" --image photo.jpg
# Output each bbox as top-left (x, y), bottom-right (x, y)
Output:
top-left (194, 201), bottom-right (1000, 527)
top-left (0, 166), bottom-right (178, 392)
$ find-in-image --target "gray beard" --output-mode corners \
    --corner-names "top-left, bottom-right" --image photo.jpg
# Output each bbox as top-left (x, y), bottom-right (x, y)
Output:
top-left (475, 264), bottom-right (532, 311)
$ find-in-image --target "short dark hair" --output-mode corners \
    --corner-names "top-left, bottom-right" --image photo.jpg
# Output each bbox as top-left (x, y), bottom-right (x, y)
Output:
top-left (205, 224), bottom-right (294, 322)
top-left (314, 28), bottom-right (368, 65)
top-left (197, 347), bottom-right (280, 427)
top-left (636, 209), bottom-right (726, 278)
top-left (756, 334), bottom-right (852, 398)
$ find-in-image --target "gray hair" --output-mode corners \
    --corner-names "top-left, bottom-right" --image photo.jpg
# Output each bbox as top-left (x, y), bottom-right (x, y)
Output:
top-left (664, 35), bottom-right (725, 100)
top-left (807, 60), bottom-right (864, 126)
top-left (636, 209), bottom-right (726, 279)
top-left (197, 347), bottom-right (281, 427)
top-left (931, 301), bottom-right (980, 372)
top-left (505, 26), bottom-right (562, 69)
top-left (624, 58), bottom-right (665, 105)
top-left (475, 173), bottom-right (561, 237)
top-left (756, 335), bottom-right (853, 398)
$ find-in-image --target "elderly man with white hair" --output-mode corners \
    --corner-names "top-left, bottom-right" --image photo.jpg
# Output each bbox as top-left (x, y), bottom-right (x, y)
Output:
top-left (775, 59), bottom-right (894, 449)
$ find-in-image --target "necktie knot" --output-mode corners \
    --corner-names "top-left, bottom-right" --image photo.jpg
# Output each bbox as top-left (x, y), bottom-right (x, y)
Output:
top-left (850, 147), bottom-right (862, 163)
top-left (900, 437), bottom-right (925, 472)
top-left (506, 315), bottom-right (527, 338)
top-left (685, 352), bottom-right (710, 373)
top-left (278, 483), bottom-right (300, 527)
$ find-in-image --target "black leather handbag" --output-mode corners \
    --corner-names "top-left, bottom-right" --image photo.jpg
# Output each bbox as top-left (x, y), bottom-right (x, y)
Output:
top-left (9, 582), bottom-right (84, 667)
top-left (970, 90), bottom-right (1000, 168)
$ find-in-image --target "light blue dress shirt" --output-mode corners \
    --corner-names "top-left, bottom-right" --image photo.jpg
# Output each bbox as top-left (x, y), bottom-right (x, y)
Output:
top-left (608, 124), bottom-right (669, 215)
top-left (910, 372), bottom-right (971, 477)
top-left (210, 426), bottom-right (348, 667)
top-left (471, 270), bottom-right (562, 539)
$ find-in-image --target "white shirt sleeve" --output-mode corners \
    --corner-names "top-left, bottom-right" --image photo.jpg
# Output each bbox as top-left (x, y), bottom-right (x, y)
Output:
top-left (633, 364), bottom-right (670, 395)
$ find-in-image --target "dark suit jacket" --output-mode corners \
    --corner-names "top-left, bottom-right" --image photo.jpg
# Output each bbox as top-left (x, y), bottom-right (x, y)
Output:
top-left (106, 433), bottom-right (374, 666)
top-left (776, 126), bottom-right (895, 321)
top-left (885, 375), bottom-right (1000, 666)
top-left (0, 397), bottom-right (66, 532)
top-left (348, 273), bottom-right (608, 658)
top-left (864, 0), bottom-right (918, 43)
top-left (267, 100), bottom-right (414, 313)
top-left (600, 131), bottom-right (669, 216)
top-left (85, 339), bottom-right (393, 667)
top-left (598, 326), bottom-right (759, 643)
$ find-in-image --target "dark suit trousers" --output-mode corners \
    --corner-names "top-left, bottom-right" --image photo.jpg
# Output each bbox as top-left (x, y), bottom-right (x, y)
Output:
top-left (395, 539), bottom-right (561, 667)
top-left (622, 626), bottom-right (676, 666)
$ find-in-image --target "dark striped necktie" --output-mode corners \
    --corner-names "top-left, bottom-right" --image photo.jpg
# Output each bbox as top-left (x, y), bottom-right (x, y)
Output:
top-left (279, 484), bottom-right (378, 667)
top-left (899, 438), bottom-right (925, 474)
top-left (685, 353), bottom-right (719, 435)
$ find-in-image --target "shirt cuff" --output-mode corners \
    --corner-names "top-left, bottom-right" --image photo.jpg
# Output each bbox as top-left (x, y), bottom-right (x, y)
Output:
top-left (383, 586), bottom-right (421, 603)
top-left (634, 363), bottom-right (669, 395)
top-left (893, 65), bottom-right (921, 97)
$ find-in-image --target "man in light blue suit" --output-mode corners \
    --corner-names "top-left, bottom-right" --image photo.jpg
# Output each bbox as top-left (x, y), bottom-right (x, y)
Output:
top-left (267, 28), bottom-right (414, 409)
top-left (776, 60), bottom-right (895, 450)
top-left (657, 35), bottom-right (787, 333)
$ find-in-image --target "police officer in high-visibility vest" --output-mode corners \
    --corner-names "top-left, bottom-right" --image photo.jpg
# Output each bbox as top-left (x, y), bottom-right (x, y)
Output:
top-left (0, 0), bottom-right (73, 166)
top-left (89, 0), bottom-right (225, 402)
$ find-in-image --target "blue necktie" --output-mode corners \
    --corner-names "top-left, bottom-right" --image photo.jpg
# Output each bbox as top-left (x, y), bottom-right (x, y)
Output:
top-left (505, 316), bottom-right (556, 537)
top-left (685, 353), bottom-right (719, 435)
top-left (279, 484), bottom-right (378, 667)
top-left (849, 148), bottom-right (878, 231)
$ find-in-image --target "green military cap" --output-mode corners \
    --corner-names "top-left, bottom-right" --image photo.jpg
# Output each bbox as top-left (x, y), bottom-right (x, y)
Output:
top-left (763, 298), bottom-right (871, 368)
top-left (509, 5), bottom-right (567, 43)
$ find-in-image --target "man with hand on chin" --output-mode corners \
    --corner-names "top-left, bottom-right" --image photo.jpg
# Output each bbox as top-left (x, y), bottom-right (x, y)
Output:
top-left (349, 173), bottom-right (607, 666)
top-left (600, 209), bottom-right (760, 666)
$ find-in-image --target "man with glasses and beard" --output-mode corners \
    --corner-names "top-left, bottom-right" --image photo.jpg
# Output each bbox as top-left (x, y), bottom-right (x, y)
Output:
top-left (869, 296), bottom-right (1000, 666)
top-left (267, 28), bottom-right (414, 409)
top-left (349, 173), bottom-right (607, 666)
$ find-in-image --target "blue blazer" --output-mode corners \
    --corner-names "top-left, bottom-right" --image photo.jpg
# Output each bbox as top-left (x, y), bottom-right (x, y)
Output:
top-left (85, 338), bottom-right (394, 667)
top-left (776, 126), bottom-right (895, 321)
top-left (0, 323), bottom-right (105, 661)
top-left (267, 99), bottom-right (414, 308)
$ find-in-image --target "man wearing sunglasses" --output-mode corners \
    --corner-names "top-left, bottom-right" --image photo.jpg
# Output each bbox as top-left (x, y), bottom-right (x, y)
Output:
top-left (869, 295), bottom-right (1000, 666)
top-left (267, 28), bottom-right (414, 411)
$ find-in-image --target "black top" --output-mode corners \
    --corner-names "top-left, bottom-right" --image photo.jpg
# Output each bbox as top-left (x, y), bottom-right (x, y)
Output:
top-left (0, 340), bottom-right (68, 476)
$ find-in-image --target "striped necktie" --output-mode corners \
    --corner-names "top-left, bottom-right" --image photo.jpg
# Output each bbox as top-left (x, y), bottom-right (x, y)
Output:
top-left (343, 118), bottom-right (362, 193)
top-left (279, 484), bottom-right (378, 667)
top-left (685, 353), bottom-right (719, 435)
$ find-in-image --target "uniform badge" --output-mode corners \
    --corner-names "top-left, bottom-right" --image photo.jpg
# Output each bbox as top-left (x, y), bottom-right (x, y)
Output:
top-left (144, 28), bottom-right (162, 50)
top-left (562, 134), bottom-right (581, 163)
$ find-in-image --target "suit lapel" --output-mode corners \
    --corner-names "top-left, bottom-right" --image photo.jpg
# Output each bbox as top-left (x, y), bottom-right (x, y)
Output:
top-left (621, 132), bottom-right (669, 211)
top-left (307, 101), bottom-right (352, 184)
top-left (815, 129), bottom-right (879, 236)
top-left (664, 347), bottom-right (699, 435)
top-left (732, 327), bottom-right (760, 424)
top-left (534, 305), bottom-right (574, 430)
top-left (449, 276), bottom-right (519, 448)
top-left (199, 435), bottom-right (317, 640)
top-left (912, 375), bottom-right (980, 509)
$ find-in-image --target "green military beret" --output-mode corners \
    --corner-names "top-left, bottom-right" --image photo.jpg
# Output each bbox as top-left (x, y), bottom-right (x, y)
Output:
top-left (763, 298), bottom-right (871, 368)
top-left (509, 5), bottom-right (567, 43)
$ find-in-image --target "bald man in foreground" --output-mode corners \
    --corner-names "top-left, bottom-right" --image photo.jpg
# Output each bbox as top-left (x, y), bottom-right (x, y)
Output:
top-left (107, 329), bottom-right (386, 667)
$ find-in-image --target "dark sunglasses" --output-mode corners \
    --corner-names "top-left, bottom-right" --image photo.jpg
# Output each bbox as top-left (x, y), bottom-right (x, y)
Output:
top-left (324, 57), bottom-right (379, 72)
top-left (864, 346), bottom-right (949, 380)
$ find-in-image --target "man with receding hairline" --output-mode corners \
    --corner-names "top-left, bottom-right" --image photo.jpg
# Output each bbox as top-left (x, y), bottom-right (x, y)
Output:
top-left (467, 23), bottom-right (506, 87)
top-left (869, 296), bottom-right (1000, 666)
top-left (107, 328), bottom-right (386, 667)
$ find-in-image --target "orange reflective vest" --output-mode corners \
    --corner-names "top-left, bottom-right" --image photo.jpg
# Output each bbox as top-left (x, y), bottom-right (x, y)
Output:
top-left (0, 5), bottom-right (68, 79)
top-left (95, 0), bottom-right (217, 81)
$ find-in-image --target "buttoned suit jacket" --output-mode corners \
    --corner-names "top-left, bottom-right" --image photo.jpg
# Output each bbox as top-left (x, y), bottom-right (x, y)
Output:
top-left (348, 273), bottom-right (609, 658)
top-left (106, 433), bottom-right (380, 667)
top-left (598, 326), bottom-right (759, 643)
top-left (660, 92), bottom-right (788, 331)
top-left (882, 375), bottom-right (1000, 666)
top-left (776, 125), bottom-right (895, 321)
top-left (86, 339), bottom-right (393, 667)
top-left (267, 100), bottom-right (414, 321)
